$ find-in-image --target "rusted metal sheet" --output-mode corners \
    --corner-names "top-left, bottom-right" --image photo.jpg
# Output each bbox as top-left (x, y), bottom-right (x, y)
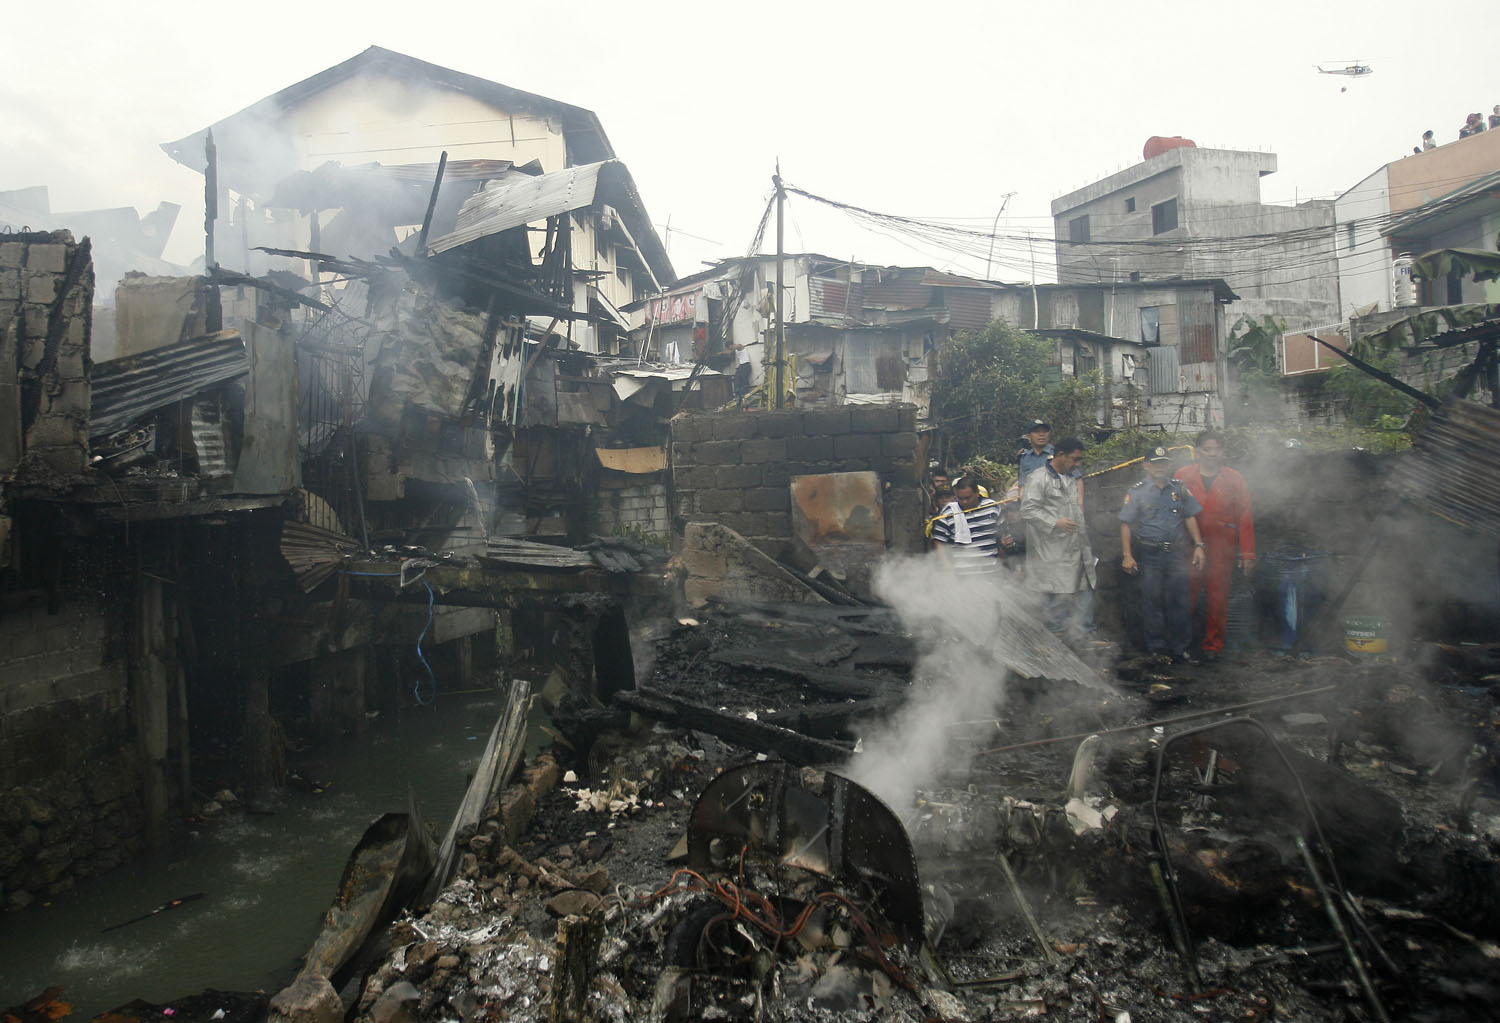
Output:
top-left (808, 276), bottom-right (862, 320)
top-left (861, 275), bottom-right (932, 310)
top-left (942, 287), bottom-right (993, 330)
top-left (1392, 397), bottom-right (1500, 537)
top-left (90, 330), bottom-right (247, 439)
top-left (790, 471), bottom-right (885, 547)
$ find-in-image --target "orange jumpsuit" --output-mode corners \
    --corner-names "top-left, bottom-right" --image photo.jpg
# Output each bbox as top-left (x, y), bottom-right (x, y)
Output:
top-left (1175, 464), bottom-right (1255, 654)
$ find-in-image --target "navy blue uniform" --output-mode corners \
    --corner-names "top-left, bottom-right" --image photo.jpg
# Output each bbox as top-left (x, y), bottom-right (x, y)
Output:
top-left (1017, 443), bottom-right (1054, 483)
top-left (1119, 478), bottom-right (1202, 656)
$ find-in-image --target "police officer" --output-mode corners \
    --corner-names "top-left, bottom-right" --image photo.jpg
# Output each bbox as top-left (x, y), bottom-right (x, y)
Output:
top-left (1119, 448), bottom-right (1206, 663)
top-left (1016, 420), bottom-right (1054, 483)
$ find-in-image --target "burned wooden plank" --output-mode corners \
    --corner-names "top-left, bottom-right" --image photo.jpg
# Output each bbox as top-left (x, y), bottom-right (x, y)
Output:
top-left (708, 651), bottom-right (906, 698)
top-left (760, 697), bottom-right (900, 739)
top-left (614, 686), bottom-right (851, 766)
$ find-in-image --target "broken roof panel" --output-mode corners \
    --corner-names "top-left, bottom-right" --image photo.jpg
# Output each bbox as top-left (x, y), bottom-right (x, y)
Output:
top-left (428, 164), bottom-right (608, 254)
top-left (90, 330), bottom-right (248, 439)
top-left (427, 160), bottom-right (674, 286)
top-left (1392, 398), bottom-right (1500, 537)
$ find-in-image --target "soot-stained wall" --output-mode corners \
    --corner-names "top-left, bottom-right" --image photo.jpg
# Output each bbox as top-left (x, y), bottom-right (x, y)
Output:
top-left (669, 405), bottom-right (925, 562)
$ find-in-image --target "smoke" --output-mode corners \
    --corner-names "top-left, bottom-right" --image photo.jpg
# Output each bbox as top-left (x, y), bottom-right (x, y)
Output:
top-left (843, 555), bottom-right (1041, 811)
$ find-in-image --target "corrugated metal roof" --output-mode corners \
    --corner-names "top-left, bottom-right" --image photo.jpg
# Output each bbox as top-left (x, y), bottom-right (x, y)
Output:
top-left (808, 277), bottom-right (863, 320)
top-left (427, 163), bottom-right (606, 255)
top-left (1392, 398), bottom-right (1500, 537)
top-left (91, 331), bottom-right (248, 439)
top-left (943, 288), bottom-right (993, 330)
top-left (862, 276), bottom-right (933, 310)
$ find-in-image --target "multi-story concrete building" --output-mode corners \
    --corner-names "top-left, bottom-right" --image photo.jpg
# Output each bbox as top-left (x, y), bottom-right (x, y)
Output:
top-left (1335, 130), bottom-right (1500, 316)
top-left (1051, 139), bottom-right (1338, 332)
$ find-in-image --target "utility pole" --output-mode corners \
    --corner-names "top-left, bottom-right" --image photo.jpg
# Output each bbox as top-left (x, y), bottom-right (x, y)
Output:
top-left (773, 164), bottom-right (787, 409)
top-left (984, 191), bottom-right (1017, 280)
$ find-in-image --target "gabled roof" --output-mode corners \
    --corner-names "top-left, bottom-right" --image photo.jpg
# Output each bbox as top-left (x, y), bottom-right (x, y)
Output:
top-left (161, 46), bottom-right (615, 188)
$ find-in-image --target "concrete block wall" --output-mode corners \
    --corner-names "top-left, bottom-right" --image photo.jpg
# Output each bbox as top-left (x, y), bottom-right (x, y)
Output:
top-left (670, 405), bottom-right (924, 560)
top-left (0, 230), bottom-right (93, 475)
top-left (589, 476), bottom-right (670, 541)
top-left (0, 597), bottom-right (141, 909)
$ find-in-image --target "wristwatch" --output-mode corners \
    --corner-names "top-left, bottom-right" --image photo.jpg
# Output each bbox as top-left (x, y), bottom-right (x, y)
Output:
top-left (1194, 542), bottom-right (1206, 548)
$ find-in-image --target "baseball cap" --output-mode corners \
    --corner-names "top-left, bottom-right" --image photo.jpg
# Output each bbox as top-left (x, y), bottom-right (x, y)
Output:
top-left (1026, 419), bottom-right (1050, 431)
top-left (1146, 447), bottom-right (1171, 462)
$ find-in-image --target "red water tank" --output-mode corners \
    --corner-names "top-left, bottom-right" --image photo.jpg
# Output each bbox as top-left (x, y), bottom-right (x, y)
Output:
top-left (1143, 136), bottom-right (1196, 161)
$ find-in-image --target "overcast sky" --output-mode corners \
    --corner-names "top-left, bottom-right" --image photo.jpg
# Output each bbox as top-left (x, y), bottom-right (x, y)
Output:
top-left (3, 0), bottom-right (1492, 282)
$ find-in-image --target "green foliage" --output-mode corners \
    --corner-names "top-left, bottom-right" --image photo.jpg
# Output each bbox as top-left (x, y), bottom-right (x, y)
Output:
top-left (1325, 351), bottom-right (1415, 427)
top-left (1226, 314), bottom-right (1285, 425)
top-left (931, 321), bottom-right (1102, 468)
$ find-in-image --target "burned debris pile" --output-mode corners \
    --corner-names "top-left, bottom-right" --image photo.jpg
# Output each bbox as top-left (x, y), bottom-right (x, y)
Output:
top-left (264, 605), bottom-right (1500, 1023)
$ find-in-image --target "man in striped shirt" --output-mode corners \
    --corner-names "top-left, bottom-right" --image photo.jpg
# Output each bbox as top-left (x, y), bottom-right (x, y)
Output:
top-left (930, 476), bottom-right (1004, 574)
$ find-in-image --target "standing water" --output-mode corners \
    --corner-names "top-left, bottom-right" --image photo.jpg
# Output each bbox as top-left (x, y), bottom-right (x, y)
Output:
top-left (0, 693), bottom-right (510, 1016)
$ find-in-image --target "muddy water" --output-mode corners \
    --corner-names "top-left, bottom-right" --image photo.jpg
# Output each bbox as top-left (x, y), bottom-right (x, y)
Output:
top-left (0, 693), bottom-right (518, 1017)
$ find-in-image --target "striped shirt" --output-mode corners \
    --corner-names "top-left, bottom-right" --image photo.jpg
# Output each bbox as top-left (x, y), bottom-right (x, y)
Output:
top-left (930, 499), bottom-right (1003, 574)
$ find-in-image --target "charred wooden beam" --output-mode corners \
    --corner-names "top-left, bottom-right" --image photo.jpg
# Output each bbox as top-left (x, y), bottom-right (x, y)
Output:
top-left (709, 651), bottom-right (906, 699)
top-left (615, 687), bottom-right (851, 766)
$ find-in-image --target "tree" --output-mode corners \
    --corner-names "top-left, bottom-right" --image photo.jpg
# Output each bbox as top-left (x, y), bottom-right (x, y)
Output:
top-left (1226, 314), bottom-right (1284, 426)
top-left (931, 321), bottom-right (1100, 470)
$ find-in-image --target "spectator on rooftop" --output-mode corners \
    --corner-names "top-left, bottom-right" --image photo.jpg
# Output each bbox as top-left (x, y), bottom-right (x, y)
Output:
top-left (1490, 106), bottom-right (1500, 131)
top-left (1422, 130), bottom-right (1436, 151)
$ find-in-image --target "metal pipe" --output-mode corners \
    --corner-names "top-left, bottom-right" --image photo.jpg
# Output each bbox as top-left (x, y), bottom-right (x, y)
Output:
top-left (996, 851), bottom-right (1057, 964)
top-left (977, 685), bottom-right (1338, 756)
top-left (1295, 836), bottom-right (1390, 1023)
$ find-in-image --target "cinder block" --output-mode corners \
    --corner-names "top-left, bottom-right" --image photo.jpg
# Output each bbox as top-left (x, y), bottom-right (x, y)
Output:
top-left (698, 490), bottom-right (742, 514)
top-left (804, 409), bottom-right (851, 435)
top-left (882, 433), bottom-right (917, 456)
top-left (834, 434), bottom-right (882, 460)
top-left (25, 245), bottom-right (67, 275)
top-left (671, 442), bottom-right (696, 466)
top-left (788, 436), bottom-right (835, 463)
top-left (740, 438), bottom-right (787, 464)
top-left (0, 269), bottom-right (20, 301)
top-left (670, 415), bottom-right (711, 443)
top-left (850, 407), bottom-right (900, 433)
top-left (761, 464), bottom-right (791, 487)
top-left (716, 464), bottom-right (762, 489)
top-left (720, 512), bottom-right (769, 537)
top-left (710, 416), bottom-right (759, 441)
top-left (0, 243), bottom-right (23, 268)
top-left (694, 440), bottom-right (742, 464)
top-left (743, 488), bottom-right (790, 512)
top-left (24, 273), bottom-right (59, 305)
top-left (763, 514), bottom-right (793, 539)
top-left (897, 407), bottom-right (917, 433)
top-left (755, 411), bottom-right (804, 438)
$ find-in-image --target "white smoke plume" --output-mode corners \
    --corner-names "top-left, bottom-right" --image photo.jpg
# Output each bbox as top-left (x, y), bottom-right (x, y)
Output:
top-left (843, 555), bottom-right (1041, 811)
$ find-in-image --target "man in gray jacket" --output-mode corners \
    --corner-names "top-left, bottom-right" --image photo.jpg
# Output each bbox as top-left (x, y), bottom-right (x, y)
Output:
top-left (1021, 437), bottom-right (1097, 644)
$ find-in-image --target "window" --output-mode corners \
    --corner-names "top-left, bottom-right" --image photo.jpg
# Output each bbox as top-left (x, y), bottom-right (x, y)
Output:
top-left (1069, 215), bottom-right (1090, 243)
top-left (1345, 222), bottom-right (1356, 252)
top-left (1151, 198), bottom-right (1179, 235)
top-left (1128, 271), bottom-right (1142, 282)
top-left (1140, 306), bottom-right (1160, 345)
top-left (1124, 197), bottom-right (1136, 213)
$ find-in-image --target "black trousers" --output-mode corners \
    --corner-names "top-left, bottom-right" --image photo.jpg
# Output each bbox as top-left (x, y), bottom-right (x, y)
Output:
top-left (1137, 545), bottom-right (1191, 654)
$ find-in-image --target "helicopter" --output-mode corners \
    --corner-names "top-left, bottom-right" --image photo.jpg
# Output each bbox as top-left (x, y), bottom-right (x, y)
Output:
top-left (1315, 62), bottom-right (1374, 78)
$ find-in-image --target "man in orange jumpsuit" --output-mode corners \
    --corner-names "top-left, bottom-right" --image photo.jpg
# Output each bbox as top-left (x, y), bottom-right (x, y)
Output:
top-left (1175, 430), bottom-right (1255, 660)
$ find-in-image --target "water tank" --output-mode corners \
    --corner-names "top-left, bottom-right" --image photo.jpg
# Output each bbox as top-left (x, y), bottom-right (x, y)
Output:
top-left (1392, 252), bottom-right (1417, 308)
top-left (1143, 136), bottom-right (1197, 161)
